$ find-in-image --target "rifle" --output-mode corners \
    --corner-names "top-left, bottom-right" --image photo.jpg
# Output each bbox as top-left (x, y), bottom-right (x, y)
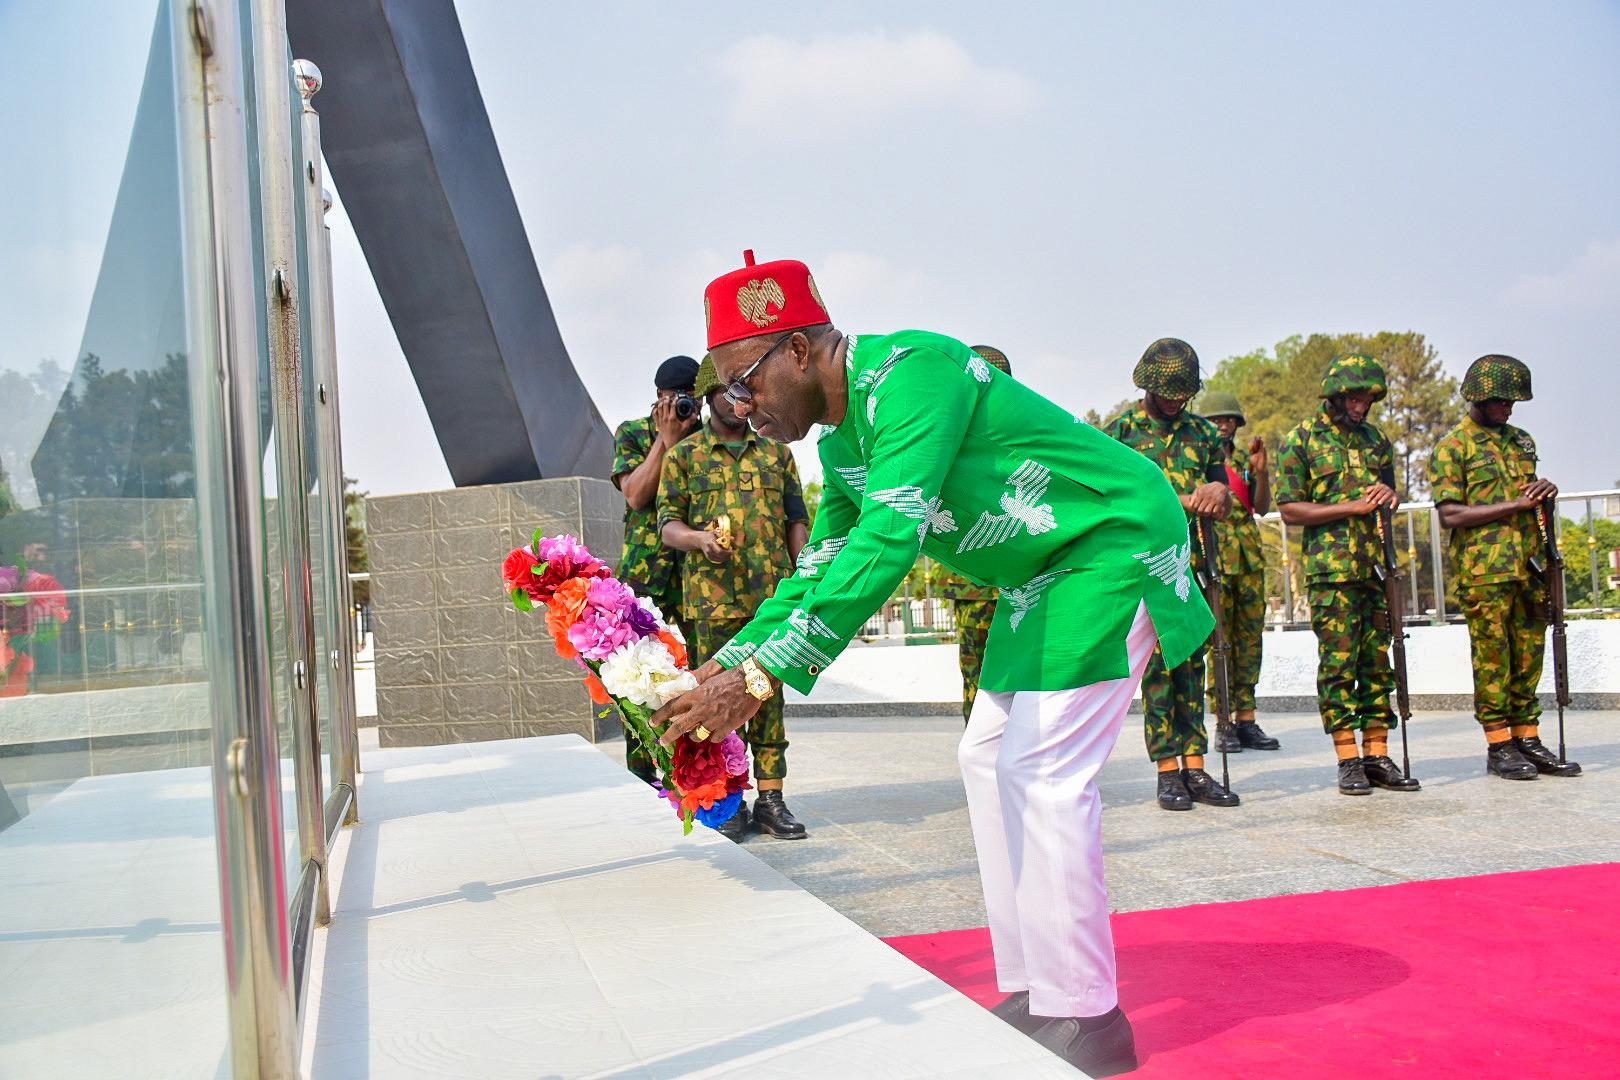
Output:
top-left (1536, 499), bottom-right (1571, 764)
top-left (1193, 514), bottom-right (1233, 792)
top-left (1373, 506), bottom-right (1413, 780)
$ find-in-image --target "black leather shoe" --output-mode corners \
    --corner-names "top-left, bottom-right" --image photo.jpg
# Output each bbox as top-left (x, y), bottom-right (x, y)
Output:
top-left (1156, 770), bottom-right (1192, 811)
top-left (1362, 754), bottom-right (1421, 791)
top-left (1515, 736), bottom-right (1582, 777)
top-left (1214, 727), bottom-right (1244, 753)
top-left (1183, 768), bottom-right (1240, 806)
top-left (1032, 1009), bottom-right (1138, 1077)
top-left (1236, 721), bottom-right (1281, 750)
top-left (1338, 757), bottom-right (1372, 795)
top-left (989, 990), bottom-right (1046, 1036)
top-left (715, 802), bottom-right (750, 842)
top-left (1486, 742), bottom-right (1539, 780)
top-left (751, 790), bottom-right (807, 839)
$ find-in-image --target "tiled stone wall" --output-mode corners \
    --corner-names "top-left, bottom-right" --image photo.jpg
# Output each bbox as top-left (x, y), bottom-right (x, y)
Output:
top-left (366, 478), bottom-right (625, 748)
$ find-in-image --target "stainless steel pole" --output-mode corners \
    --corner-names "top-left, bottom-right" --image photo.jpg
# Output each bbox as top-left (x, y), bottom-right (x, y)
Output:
top-left (190, 0), bottom-right (300, 1073)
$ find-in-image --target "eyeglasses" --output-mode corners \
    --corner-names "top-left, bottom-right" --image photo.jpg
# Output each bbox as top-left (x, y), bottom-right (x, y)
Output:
top-left (723, 334), bottom-right (791, 405)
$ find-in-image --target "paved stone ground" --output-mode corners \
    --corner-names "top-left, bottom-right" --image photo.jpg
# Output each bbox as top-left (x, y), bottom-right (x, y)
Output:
top-left (598, 709), bottom-right (1617, 937)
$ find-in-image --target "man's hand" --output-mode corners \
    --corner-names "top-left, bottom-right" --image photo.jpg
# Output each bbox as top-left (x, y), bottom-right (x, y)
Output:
top-left (652, 397), bottom-right (695, 448)
top-left (1356, 482), bottom-right (1399, 514)
top-left (1188, 481), bottom-right (1230, 517)
top-left (691, 659), bottom-right (724, 685)
top-left (1518, 478), bottom-right (1558, 509)
top-left (1248, 436), bottom-right (1267, 474)
top-left (650, 666), bottom-right (762, 747)
top-left (697, 530), bottom-right (734, 563)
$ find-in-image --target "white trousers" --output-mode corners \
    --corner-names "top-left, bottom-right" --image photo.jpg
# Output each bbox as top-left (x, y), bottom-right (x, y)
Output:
top-left (957, 601), bottom-right (1158, 1018)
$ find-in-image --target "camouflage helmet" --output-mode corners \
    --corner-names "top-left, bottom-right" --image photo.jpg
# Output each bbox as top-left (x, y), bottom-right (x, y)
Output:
top-left (693, 354), bottom-right (721, 398)
top-left (1321, 352), bottom-right (1387, 402)
top-left (1132, 338), bottom-right (1202, 398)
top-left (971, 344), bottom-right (1012, 376)
top-left (1198, 390), bottom-right (1245, 425)
top-left (1461, 354), bottom-right (1532, 403)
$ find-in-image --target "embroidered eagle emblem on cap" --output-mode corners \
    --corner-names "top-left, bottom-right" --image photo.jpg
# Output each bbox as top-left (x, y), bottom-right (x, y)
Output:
top-left (737, 278), bottom-right (787, 328)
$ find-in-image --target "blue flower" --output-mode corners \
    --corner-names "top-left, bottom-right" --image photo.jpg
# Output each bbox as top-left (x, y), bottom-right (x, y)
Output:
top-left (695, 791), bottom-right (744, 830)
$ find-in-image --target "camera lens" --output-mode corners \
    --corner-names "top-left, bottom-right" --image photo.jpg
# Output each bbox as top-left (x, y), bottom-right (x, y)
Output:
top-left (674, 394), bottom-right (698, 421)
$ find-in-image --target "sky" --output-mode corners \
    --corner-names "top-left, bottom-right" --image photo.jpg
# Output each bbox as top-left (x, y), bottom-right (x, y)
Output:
top-left (7, 2), bottom-right (1617, 501)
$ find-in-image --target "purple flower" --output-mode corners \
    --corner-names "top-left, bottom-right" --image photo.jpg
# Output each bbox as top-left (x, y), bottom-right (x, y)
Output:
top-left (623, 601), bottom-right (660, 637)
top-left (0, 567), bottom-right (18, 594)
top-left (720, 732), bottom-right (749, 777)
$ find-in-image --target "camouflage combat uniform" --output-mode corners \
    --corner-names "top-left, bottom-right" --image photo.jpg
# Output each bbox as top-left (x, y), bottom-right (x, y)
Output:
top-left (612, 415), bottom-right (686, 620)
top-left (1209, 452), bottom-right (1267, 713)
top-left (659, 425), bottom-right (807, 781)
top-left (1104, 341), bottom-right (1225, 762)
top-left (1276, 387), bottom-right (1397, 734)
top-left (937, 568), bottom-right (996, 723)
top-left (1430, 410), bottom-right (1547, 730)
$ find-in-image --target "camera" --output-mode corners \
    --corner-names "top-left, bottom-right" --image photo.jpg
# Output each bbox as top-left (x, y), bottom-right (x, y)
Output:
top-left (673, 393), bottom-right (699, 422)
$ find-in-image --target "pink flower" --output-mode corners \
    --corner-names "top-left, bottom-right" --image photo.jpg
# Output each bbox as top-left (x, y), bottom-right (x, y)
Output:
top-left (720, 732), bottom-right (749, 777)
top-left (567, 606), bottom-right (638, 660)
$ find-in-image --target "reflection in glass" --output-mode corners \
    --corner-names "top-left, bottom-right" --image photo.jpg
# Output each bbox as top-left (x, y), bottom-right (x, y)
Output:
top-left (0, 2), bottom-right (230, 1075)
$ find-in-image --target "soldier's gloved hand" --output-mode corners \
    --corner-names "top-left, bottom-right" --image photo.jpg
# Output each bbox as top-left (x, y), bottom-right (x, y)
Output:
top-left (1189, 481), bottom-right (1230, 517)
top-left (1519, 478), bottom-right (1558, 508)
top-left (697, 531), bottom-right (734, 563)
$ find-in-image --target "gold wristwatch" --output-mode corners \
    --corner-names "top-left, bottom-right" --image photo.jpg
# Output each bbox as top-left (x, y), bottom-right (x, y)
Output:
top-left (738, 657), bottom-right (775, 701)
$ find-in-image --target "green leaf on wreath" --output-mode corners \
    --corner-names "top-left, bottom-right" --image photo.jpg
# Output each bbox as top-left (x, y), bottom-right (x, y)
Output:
top-left (510, 587), bottom-right (533, 612)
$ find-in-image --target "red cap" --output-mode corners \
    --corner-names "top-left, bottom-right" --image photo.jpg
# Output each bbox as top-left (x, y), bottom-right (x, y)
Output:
top-left (704, 249), bottom-right (830, 350)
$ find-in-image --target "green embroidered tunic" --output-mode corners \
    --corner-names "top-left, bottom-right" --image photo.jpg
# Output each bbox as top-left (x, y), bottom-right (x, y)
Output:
top-left (713, 330), bottom-right (1214, 694)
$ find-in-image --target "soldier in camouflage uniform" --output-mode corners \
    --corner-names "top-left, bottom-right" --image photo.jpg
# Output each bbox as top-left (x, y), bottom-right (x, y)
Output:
top-left (1276, 354), bottom-right (1422, 795)
top-left (660, 356), bottom-right (811, 839)
top-left (1104, 339), bottom-right (1239, 811)
top-left (936, 346), bottom-right (1014, 723)
top-left (611, 355), bottom-right (701, 781)
top-left (1430, 355), bottom-right (1581, 780)
top-left (1197, 391), bottom-right (1281, 753)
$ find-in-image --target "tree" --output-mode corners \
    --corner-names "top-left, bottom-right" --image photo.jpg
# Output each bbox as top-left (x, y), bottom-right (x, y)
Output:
top-left (343, 476), bottom-right (369, 607)
top-left (1081, 397), bottom-right (1137, 428)
top-left (1347, 332), bottom-right (1458, 499)
top-left (802, 479), bottom-right (823, 528)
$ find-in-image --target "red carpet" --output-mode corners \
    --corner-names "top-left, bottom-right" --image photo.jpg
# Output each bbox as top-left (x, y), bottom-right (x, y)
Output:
top-left (885, 863), bottom-right (1620, 1078)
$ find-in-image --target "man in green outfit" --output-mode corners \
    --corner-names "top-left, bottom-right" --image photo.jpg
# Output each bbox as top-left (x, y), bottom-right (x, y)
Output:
top-left (1276, 354), bottom-right (1422, 796)
top-left (1197, 391), bottom-right (1281, 754)
top-left (1429, 355), bottom-right (1580, 780)
top-left (937, 345), bottom-right (1014, 724)
top-left (659, 356), bottom-right (811, 840)
top-left (653, 251), bottom-right (1215, 1077)
top-left (1104, 340), bottom-right (1239, 812)
top-left (610, 355), bottom-right (700, 780)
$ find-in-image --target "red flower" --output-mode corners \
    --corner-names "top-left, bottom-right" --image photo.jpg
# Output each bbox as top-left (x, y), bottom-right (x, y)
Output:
top-left (671, 736), bottom-right (727, 791)
top-left (528, 553), bottom-right (609, 604)
top-left (502, 548), bottom-right (542, 598)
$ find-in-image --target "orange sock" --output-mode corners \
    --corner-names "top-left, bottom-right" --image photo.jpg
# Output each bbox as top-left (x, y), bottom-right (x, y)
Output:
top-left (1362, 727), bottom-right (1389, 758)
top-left (1183, 755), bottom-right (1205, 771)
top-left (1157, 758), bottom-right (1181, 773)
top-left (1333, 730), bottom-right (1359, 761)
top-left (1511, 724), bottom-right (1538, 740)
top-left (1484, 724), bottom-right (1512, 745)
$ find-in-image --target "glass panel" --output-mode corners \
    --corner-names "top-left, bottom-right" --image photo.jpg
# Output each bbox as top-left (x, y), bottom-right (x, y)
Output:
top-left (234, 10), bottom-right (304, 885)
top-left (0, 2), bottom-right (231, 1074)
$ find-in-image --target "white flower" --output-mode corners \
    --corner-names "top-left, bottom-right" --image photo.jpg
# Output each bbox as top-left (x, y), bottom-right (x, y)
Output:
top-left (598, 636), bottom-right (698, 709)
top-left (636, 596), bottom-right (685, 644)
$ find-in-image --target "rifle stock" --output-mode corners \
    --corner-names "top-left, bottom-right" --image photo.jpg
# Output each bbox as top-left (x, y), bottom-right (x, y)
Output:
top-left (1195, 515), bottom-right (1233, 791)
top-left (1538, 499), bottom-right (1571, 763)
top-left (1375, 508), bottom-right (1413, 779)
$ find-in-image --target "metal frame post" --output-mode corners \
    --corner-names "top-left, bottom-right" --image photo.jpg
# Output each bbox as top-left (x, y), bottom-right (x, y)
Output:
top-left (191, 0), bottom-right (299, 1073)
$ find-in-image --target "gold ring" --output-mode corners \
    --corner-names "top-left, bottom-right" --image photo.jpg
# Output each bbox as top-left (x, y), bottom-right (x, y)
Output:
top-left (692, 725), bottom-right (712, 741)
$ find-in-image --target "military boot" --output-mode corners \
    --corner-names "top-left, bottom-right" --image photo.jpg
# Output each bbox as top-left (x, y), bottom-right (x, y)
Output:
top-left (1183, 768), bottom-right (1240, 806)
top-left (1362, 755), bottom-right (1421, 791)
top-left (1337, 757), bottom-right (1372, 795)
top-left (751, 790), bottom-right (807, 839)
top-left (715, 801), bottom-right (750, 842)
top-left (1236, 721), bottom-right (1281, 750)
top-left (1486, 741), bottom-right (1538, 781)
top-left (1214, 727), bottom-right (1244, 754)
top-left (1156, 770), bottom-right (1192, 811)
top-left (1514, 736), bottom-right (1582, 777)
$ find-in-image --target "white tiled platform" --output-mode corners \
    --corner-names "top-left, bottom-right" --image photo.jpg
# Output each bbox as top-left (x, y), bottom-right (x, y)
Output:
top-left (301, 736), bottom-right (1080, 1079)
